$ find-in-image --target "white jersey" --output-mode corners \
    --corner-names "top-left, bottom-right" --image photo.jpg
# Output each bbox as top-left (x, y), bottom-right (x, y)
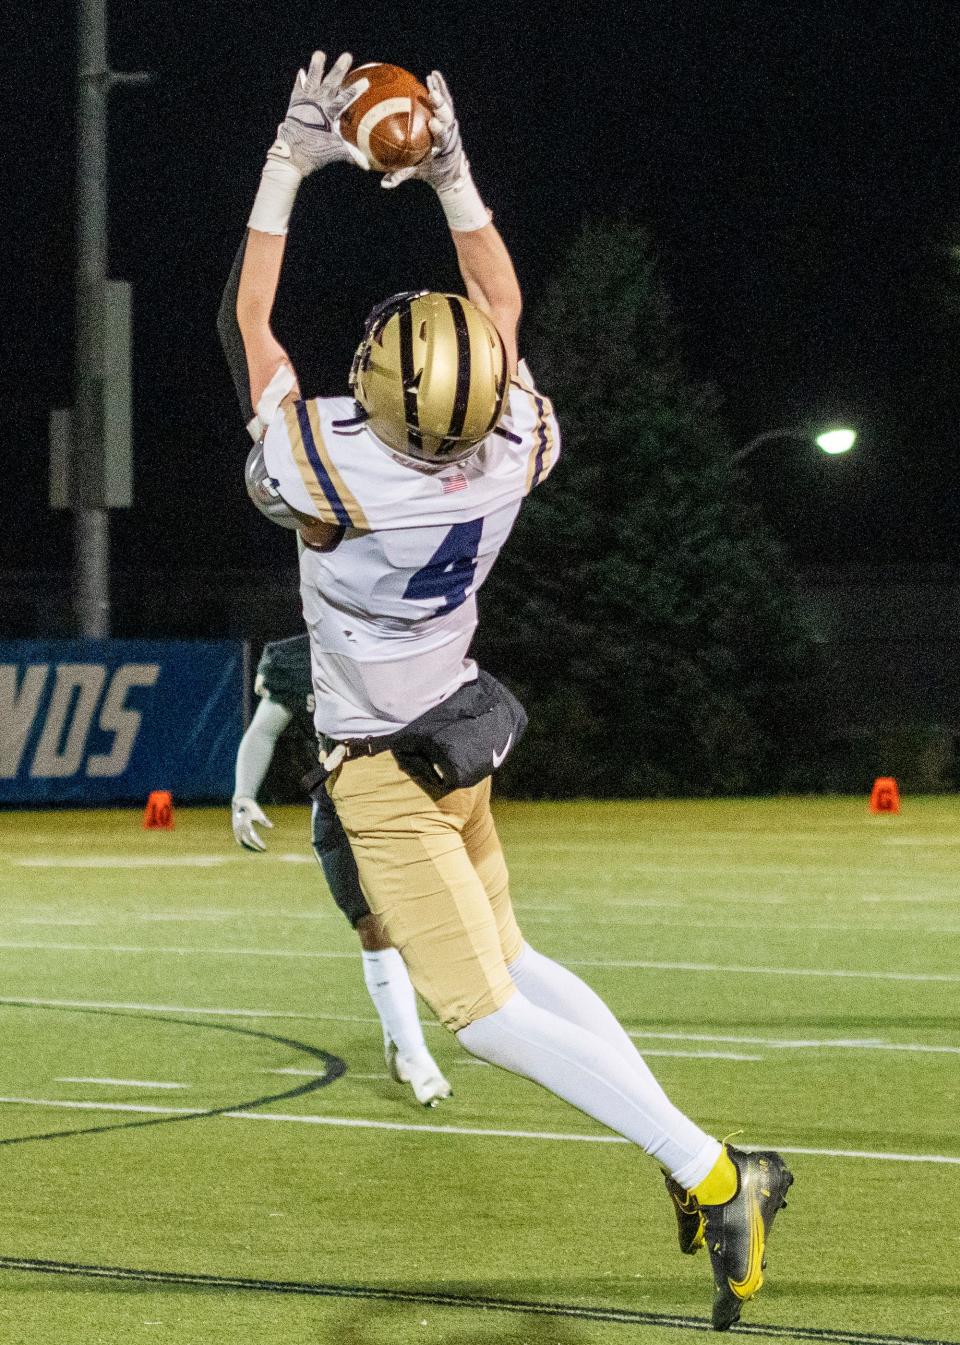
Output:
top-left (262, 361), bottom-right (560, 738)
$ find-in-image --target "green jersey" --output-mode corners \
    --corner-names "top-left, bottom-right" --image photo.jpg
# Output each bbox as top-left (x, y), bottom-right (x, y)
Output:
top-left (254, 635), bottom-right (314, 737)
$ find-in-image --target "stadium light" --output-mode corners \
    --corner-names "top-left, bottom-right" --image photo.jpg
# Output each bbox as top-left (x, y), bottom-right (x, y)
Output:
top-left (733, 425), bottom-right (857, 465)
top-left (815, 427), bottom-right (857, 455)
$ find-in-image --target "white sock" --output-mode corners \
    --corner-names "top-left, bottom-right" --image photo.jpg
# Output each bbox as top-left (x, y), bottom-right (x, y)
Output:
top-left (508, 942), bottom-right (653, 1074)
top-left (457, 991), bottom-right (720, 1184)
top-left (360, 948), bottom-right (434, 1065)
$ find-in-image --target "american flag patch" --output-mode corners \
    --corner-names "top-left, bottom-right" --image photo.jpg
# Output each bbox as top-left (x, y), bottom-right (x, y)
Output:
top-left (441, 472), bottom-right (468, 494)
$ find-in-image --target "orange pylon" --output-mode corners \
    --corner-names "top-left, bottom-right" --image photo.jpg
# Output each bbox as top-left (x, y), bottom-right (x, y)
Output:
top-left (143, 790), bottom-right (174, 829)
top-left (869, 777), bottom-right (900, 815)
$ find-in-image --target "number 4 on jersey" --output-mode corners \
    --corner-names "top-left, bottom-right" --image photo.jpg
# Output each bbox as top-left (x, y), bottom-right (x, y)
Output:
top-left (403, 518), bottom-right (484, 615)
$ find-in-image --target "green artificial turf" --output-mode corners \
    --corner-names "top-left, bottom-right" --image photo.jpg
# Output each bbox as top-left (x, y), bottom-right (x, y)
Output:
top-left (1, 796), bottom-right (959, 1343)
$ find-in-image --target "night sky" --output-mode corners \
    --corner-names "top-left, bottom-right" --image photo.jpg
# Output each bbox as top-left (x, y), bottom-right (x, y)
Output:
top-left (7, 0), bottom-right (960, 580)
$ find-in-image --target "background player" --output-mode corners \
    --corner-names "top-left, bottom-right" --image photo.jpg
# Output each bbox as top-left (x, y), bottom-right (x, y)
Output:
top-left (231, 632), bottom-right (451, 1108)
top-left (221, 50), bottom-right (793, 1330)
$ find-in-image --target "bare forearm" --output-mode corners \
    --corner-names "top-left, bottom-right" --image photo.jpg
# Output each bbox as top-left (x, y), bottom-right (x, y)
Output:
top-left (450, 222), bottom-right (521, 373)
top-left (237, 229), bottom-right (301, 407)
top-left (237, 229), bottom-right (287, 325)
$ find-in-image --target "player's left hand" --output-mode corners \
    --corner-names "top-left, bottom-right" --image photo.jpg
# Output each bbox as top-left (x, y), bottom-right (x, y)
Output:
top-left (381, 70), bottom-right (467, 191)
top-left (232, 796), bottom-right (274, 852)
top-left (270, 51), bottom-right (370, 176)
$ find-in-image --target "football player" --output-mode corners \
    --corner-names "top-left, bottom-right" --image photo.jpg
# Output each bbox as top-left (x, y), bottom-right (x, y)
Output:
top-left (232, 632), bottom-right (452, 1107)
top-left (219, 51), bottom-right (792, 1329)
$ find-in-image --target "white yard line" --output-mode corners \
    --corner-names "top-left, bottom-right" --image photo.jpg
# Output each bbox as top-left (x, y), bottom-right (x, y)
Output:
top-left (882, 836), bottom-right (960, 847)
top-left (13, 857), bottom-right (233, 869)
top-left (4, 994), bottom-right (959, 1058)
top-left (602, 899), bottom-right (695, 909)
top-left (8, 854), bottom-right (318, 872)
top-left (13, 919), bottom-right (101, 928)
top-left (627, 1029), bottom-right (960, 1056)
top-left (11, 854), bottom-right (932, 885)
top-left (638, 1050), bottom-right (762, 1061)
top-left (862, 893), bottom-right (960, 903)
top-left (0, 1095), bottom-right (958, 1166)
top-left (8, 911), bottom-right (960, 944)
top-left (3, 938), bottom-right (960, 985)
top-left (262, 1068), bottom-right (329, 1078)
top-left (7, 893), bottom-right (957, 925)
top-left (566, 956), bottom-right (960, 985)
top-left (0, 1097), bottom-right (197, 1117)
top-left (511, 859), bottom-right (927, 881)
top-left (0, 940), bottom-right (353, 961)
top-left (135, 913), bottom-right (245, 923)
top-left (510, 903), bottom-right (576, 913)
top-left (8, 907), bottom-right (960, 938)
top-left (0, 993), bottom-right (381, 1024)
top-left (320, 917), bottom-right (952, 938)
top-left (0, 910), bottom-right (246, 925)
top-left (54, 1077), bottom-right (189, 1090)
top-left (519, 911), bottom-right (960, 936)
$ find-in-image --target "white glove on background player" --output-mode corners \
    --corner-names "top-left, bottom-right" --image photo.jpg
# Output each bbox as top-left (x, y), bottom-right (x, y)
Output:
top-left (382, 71), bottom-right (467, 191)
top-left (231, 796), bottom-right (274, 853)
top-left (270, 50), bottom-right (369, 176)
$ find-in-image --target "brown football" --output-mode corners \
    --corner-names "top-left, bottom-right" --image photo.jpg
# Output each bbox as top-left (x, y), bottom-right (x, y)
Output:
top-left (340, 63), bottom-right (432, 172)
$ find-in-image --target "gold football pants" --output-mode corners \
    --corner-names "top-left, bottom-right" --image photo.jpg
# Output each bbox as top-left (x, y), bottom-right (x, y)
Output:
top-left (328, 752), bottom-right (522, 1031)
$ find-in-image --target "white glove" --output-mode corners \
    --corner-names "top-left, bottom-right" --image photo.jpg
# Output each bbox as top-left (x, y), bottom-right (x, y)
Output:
top-left (381, 71), bottom-right (467, 192)
top-left (232, 796), bottom-right (274, 853)
top-left (270, 50), bottom-right (369, 177)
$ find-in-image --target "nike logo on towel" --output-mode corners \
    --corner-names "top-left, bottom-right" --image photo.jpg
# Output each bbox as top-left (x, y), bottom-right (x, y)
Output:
top-left (492, 734), bottom-right (513, 768)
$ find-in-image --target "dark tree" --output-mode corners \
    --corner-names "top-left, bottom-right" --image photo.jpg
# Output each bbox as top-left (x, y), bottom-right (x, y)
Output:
top-left (478, 219), bottom-right (821, 797)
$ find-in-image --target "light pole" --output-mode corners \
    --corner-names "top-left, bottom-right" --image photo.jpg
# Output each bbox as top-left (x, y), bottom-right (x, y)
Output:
top-left (732, 425), bottom-right (857, 466)
top-left (49, 0), bottom-right (149, 638)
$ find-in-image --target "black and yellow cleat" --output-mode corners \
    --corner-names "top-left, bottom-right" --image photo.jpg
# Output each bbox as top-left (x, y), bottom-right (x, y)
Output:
top-left (664, 1174), bottom-right (706, 1254)
top-left (698, 1145), bottom-right (793, 1331)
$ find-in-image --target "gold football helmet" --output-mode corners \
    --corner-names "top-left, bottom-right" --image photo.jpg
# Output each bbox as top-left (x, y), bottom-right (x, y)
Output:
top-left (349, 291), bottom-right (509, 464)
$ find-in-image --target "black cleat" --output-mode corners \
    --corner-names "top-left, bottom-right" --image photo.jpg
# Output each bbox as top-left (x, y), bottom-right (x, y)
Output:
top-left (700, 1145), bottom-right (793, 1331)
top-left (664, 1173), bottom-right (706, 1254)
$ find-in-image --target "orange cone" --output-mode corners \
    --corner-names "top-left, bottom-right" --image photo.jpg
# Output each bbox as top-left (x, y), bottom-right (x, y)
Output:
top-left (143, 790), bottom-right (174, 829)
top-left (869, 777), bottom-right (900, 815)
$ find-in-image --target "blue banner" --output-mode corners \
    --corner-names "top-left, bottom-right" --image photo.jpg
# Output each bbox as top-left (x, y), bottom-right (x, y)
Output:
top-left (0, 641), bottom-right (245, 804)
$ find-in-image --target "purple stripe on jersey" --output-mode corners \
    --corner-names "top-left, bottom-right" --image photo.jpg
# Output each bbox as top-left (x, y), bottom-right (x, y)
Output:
top-left (295, 402), bottom-right (353, 528)
top-left (530, 395), bottom-right (550, 489)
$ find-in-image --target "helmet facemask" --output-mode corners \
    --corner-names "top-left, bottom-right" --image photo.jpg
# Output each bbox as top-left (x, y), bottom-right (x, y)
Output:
top-left (349, 291), bottom-right (509, 465)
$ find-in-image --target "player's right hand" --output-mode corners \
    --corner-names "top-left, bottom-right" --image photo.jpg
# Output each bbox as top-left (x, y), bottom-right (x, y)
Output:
top-left (381, 71), bottom-right (467, 191)
top-left (270, 50), bottom-right (370, 177)
top-left (231, 796), bottom-right (274, 852)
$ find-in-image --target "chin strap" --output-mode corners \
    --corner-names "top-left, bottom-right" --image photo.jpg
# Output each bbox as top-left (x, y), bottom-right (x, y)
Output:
top-left (330, 403), bottom-right (371, 430)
